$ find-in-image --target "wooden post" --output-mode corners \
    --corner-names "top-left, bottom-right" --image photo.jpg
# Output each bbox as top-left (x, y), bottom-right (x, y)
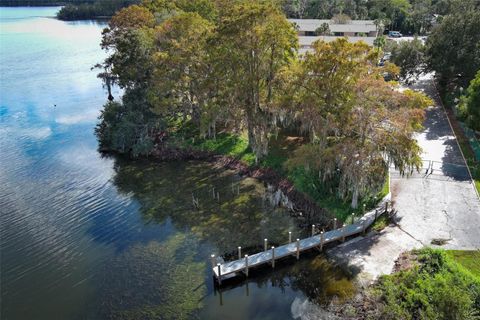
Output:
top-left (311, 224), bottom-right (315, 237)
top-left (363, 203), bottom-right (366, 214)
top-left (296, 239), bottom-right (300, 260)
top-left (320, 231), bottom-right (324, 251)
top-left (341, 224), bottom-right (346, 242)
top-left (385, 201), bottom-right (388, 213)
top-left (217, 264), bottom-right (222, 285)
top-left (362, 219), bottom-right (367, 235)
top-left (333, 218), bottom-right (337, 230)
top-left (271, 246), bottom-right (275, 268)
top-left (264, 238), bottom-right (268, 251)
top-left (210, 254), bottom-right (216, 268)
top-left (219, 287), bottom-right (223, 305)
top-left (244, 254), bottom-right (249, 277)
top-left (288, 231), bottom-right (292, 243)
top-left (374, 209), bottom-right (378, 221)
top-left (351, 213), bottom-right (355, 224)
top-left (238, 246), bottom-right (242, 260)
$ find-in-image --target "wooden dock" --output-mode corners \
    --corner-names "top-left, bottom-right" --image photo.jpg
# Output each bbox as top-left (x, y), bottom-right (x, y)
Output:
top-left (212, 194), bottom-right (391, 284)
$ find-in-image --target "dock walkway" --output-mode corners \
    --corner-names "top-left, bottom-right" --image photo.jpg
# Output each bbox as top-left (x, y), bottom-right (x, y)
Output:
top-left (212, 193), bottom-right (391, 284)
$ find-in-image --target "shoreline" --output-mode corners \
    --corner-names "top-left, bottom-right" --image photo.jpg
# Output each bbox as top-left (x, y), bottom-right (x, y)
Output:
top-left (116, 143), bottom-right (334, 227)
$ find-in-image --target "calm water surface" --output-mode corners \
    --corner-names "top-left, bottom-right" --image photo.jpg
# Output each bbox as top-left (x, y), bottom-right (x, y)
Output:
top-left (0, 7), bottom-right (354, 320)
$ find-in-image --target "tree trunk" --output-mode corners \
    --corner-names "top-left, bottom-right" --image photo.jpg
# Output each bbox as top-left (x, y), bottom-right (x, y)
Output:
top-left (351, 186), bottom-right (359, 209)
top-left (106, 77), bottom-right (114, 101)
top-left (247, 112), bottom-right (256, 152)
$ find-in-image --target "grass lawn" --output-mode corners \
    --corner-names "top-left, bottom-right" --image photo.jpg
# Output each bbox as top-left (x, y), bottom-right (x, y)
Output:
top-left (185, 130), bottom-right (390, 223)
top-left (446, 250), bottom-right (480, 277)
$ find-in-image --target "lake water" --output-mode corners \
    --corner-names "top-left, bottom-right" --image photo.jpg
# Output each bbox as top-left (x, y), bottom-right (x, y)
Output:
top-left (0, 7), bottom-right (354, 320)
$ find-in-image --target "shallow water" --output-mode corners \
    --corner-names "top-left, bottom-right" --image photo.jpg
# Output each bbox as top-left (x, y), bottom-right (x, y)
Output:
top-left (0, 7), bottom-right (355, 319)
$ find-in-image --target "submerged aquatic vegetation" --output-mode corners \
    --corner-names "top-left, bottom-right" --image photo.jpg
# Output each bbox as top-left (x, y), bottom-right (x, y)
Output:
top-left (99, 234), bottom-right (206, 320)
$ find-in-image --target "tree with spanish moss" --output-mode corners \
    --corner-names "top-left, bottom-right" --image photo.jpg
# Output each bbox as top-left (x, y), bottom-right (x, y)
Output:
top-left (278, 39), bottom-right (431, 208)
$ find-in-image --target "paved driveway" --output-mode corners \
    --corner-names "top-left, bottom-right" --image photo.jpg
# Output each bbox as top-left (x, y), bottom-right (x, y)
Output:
top-left (330, 74), bottom-right (480, 282)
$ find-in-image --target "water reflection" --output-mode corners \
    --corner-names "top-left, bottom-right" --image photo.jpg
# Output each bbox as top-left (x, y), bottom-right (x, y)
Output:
top-left (1, 7), bottom-right (356, 319)
top-left (109, 157), bottom-right (306, 255)
top-left (100, 157), bottom-right (356, 319)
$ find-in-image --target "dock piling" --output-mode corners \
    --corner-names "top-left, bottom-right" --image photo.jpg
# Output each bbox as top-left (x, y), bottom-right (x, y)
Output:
top-left (264, 238), bottom-right (268, 252)
top-left (320, 231), bottom-right (324, 251)
top-left (217, 264), bottom-right (222, 285)
top-left (211, 197), bottom-right (389, 285)
top-left (271, 246), bottom-right (275, 268)
top-left (210, 254), bottom-right (216, 268)
top-left (334, 218), bottom-right (337, 230)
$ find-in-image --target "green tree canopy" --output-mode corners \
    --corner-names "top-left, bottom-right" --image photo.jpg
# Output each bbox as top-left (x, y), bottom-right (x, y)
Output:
top-left (426, 10), bottom-right (480, 86)
top-left (212, 0), bottom-right (298, 159)
top-left (96, 0), bottom-right (432, 208)
top-left (459, 70), bottom-right (480, 131)
top-left (390, 37), bottom-right (425, 82)
top-left (278, 39), bottom-right (431, 207)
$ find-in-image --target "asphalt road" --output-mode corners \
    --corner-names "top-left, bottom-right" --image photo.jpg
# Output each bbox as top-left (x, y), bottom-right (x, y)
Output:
top-left (329, 74), bottom-right (480, 282)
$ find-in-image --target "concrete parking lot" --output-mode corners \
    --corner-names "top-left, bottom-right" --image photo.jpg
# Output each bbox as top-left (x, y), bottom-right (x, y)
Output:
top-left (330, 74), bottom-right (480, 282)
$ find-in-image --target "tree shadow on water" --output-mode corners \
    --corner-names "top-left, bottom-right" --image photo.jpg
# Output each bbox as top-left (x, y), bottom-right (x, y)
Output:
top-left (99, 156), bottom-right (306, 255)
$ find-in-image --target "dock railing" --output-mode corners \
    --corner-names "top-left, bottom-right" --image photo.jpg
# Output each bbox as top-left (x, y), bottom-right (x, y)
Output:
top-left (211, 192), bottom-right (392, 284)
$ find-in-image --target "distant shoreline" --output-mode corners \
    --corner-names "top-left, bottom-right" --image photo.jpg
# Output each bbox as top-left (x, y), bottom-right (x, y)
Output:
top-left (0, 1), bottom-right (93, 6)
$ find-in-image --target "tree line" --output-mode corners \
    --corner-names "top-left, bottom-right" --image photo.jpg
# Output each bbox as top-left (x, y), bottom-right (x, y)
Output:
top-left (56, 0), bottom-right (138, 20)
top-left (95, 0), bottom-right (432, 209)
top-left (378, 1), bottom-right (479, 131)
top-left (0, 0), bottom-right (92, 5)
top-left (283, 0), bottom-right (478, 35)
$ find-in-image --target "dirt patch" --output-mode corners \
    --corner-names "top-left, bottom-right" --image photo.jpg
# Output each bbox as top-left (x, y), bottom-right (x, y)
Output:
top-left (393, 251), bottom-right (418, 273)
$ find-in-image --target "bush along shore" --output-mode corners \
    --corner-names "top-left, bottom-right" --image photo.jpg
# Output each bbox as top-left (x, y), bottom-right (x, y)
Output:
top-left (328, 248), bottom-right (480, 319)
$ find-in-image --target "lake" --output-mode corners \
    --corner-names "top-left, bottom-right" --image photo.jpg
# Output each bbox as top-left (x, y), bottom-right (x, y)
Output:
top-left (0, 7), bottom-right (354, 320)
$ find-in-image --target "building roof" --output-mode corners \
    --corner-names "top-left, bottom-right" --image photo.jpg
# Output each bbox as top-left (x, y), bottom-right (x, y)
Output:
top-left (289, 19), bottom-right (377, 33)
top-left (298, 36), bottom-right (376, 54)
